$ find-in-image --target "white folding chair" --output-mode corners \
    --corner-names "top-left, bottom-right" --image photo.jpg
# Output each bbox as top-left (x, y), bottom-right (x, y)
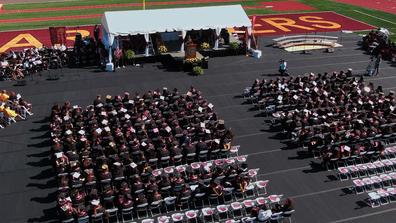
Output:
top-left (185, 210), bottom-right (199, 223)
top-left (366, 163), bottom-right (377, 176)
top-left (353, 179), bottom-right (365, 194)
top-left (244, 183), bottom-right (255, 198)
top-left (338, 167), bottom-right (349, 181)
top-left (242, 199), bottom-right (256, 215)
top-left (216, 205), bottom-right (230, 221)
top-left (230, 145), bottom-right (240, 157)
top-left (363, 178), bottom-right (374, 192)
top-left (248, 168), bottom-right (259, 182)
top-left (378, 188), bottom-right (390, 205)
top-left (356, 164), bottom-right (368, 177)
top-left (368, 192), bottom-right (381, 208)
top-left (373, 161), bottom-right (385, 174)
top-left (386, 187), bottom-right (396, 203)
top-left (380, 174), bottom-right (393, 188)
top-left (141, 218), bottom-right (154, 223)
top-left (200, 207), bottom-right (215, 223)
top-left (164, 196), bottom-right (177, 213)
top-left (157, 216), bottom-right (170, 223)
top-left (171, 213), bottom-right (184, 223)
top-left (230, 202), bottom-right (243, 218)
top-left (371, 176), bottom-right (383, 189)
top-left (255, 180), bottom-right (269, 195)
top-left (348, 165), bottom-right (359, 179)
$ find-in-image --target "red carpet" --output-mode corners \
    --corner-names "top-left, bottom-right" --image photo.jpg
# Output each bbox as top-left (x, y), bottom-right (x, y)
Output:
top-left (245, 1), bottom-right (316, 11)
top-left (335, 0), bottom-right (396, 15)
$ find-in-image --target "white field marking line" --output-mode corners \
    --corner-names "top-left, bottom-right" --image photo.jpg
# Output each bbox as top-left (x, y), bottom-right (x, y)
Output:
top-left (256, 165), bottom-right (310, 177)
top-left (290, 185), bottom-right (349, 199)
top-left (247, 149), bottom-right (283, 156)
top-left (206, 92), bottom-right (246, 98)
top-left (227, 116), bottom-right (261, 123)
top-left (328, 207), bottom-right (396, 223)
top-left (235, 132), bottom-right (267, 139)
top-left (367, 74), bottom-right (396, 82)
top-left (216, 104), bottom-right (251, 110)
top-left (353, 10), bottom-right (396, 25)
top-left (332, 11), bottom-right (378, 29)
top-left (216, 52), bottom-right (367, 67)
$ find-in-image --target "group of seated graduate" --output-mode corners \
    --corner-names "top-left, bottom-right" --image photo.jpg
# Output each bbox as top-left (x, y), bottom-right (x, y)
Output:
top-left (50, 86), bottom-right (250, 220)
top-left (247, 70), bottom-right (395, 166)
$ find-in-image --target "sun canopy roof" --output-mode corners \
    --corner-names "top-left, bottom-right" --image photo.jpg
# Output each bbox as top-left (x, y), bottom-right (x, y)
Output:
top-left (101, 5), bottom-right (251, 45)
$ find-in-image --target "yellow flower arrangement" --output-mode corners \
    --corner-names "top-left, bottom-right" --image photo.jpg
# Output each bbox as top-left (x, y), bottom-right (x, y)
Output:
top-left (200, 42), bottom-right (210, 50)
top-left (184, 57), bottom-right (201, 64)
top-left (158, 45), bottom-right (168, 53)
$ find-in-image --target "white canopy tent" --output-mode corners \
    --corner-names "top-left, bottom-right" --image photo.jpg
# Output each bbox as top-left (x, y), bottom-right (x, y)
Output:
top-left (101, 5), bottom-right (253, 71)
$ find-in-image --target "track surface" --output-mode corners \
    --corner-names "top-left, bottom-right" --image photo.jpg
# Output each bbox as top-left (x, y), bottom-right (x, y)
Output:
top-left (334, 0), bottom-right (396, 15)
top-left (0, 0), bottom-right (242, 14)
top-left (1, 33), bottom-right (396, 223)
top-left (1, 0), bottom-right (72, 3)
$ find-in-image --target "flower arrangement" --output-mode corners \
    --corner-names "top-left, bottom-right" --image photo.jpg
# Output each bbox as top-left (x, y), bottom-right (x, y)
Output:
top-left (158, 45), bottom-right (168, 53)
top-left (126, 50), bottom-right (135, 60)
top-left (200, 42), bottom-right (210, 50)
top-left (230, 42), bottom-right (240, 51)
top-left (192, 66), bottom-right (204, 75)
top-left (184, 57), bottom-right (201, 64)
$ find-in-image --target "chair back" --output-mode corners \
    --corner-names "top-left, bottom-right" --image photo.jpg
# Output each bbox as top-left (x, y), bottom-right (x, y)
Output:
top-left (164, 196), bottom-right (177, 205)
top-left (282, 209), bottom-right (295, 217)
top-left (91, 212), bottom-right (104, 223)
top-left (77, 216), bottom-right (89, 223)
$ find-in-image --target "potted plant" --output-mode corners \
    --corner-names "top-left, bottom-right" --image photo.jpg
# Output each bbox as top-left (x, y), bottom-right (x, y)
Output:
top-left (158, 45), bottom-right (168, 54)
top-left (126, 49), bottom-right (135, 66)
top-left (192, 66), bottom-right (204, 75)
top-left (183, 57), bottom-right (200, 71)
top-left (229, 42), bottom-right (240, 55)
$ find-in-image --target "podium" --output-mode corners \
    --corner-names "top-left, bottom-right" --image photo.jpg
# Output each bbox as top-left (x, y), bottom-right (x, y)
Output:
top-left (185, 42), bottom-right (197, 59)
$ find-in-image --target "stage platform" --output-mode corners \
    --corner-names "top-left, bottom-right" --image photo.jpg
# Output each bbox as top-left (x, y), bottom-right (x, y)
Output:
top-left (161, 51), bottom-right (204, 60)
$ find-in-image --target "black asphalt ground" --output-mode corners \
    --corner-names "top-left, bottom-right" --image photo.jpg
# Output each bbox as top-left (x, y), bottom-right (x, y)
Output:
top-left (1, 32), bottom-right (396, 223)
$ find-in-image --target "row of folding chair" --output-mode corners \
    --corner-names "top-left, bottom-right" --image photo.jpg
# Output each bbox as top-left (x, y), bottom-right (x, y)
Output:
top-left (133, 180), bottom-right (270, 216)
top-left (151, 155), bottom-right (250, 179)
top-left (64, 194), bottom-right (287, 223)
top-left (140, 195), bottom-right (291, 223)
top-left (337, 159), bottom-right (396, 181)
top-left (367, 187), bottom-right (396, 208)
top-left (353, 172), bottom-right (396, 194)
top-left (147, 145), bottom-right (240, 169)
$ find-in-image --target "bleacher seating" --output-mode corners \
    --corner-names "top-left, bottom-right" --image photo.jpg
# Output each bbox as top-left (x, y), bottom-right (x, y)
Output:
top-left (273, 35), bottom-right (339, 51)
